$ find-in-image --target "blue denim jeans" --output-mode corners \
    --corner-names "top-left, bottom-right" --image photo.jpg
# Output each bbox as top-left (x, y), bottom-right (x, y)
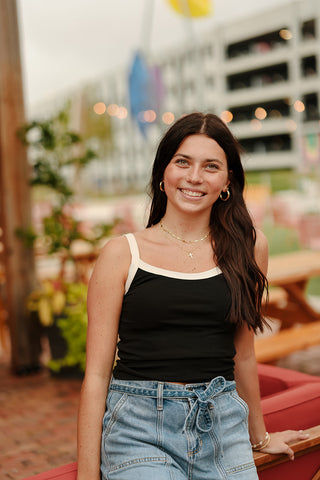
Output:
top-left (101, 376), bottom-right (258, 479)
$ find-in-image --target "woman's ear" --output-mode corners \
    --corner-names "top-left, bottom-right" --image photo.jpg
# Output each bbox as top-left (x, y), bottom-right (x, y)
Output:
top-left (227, 170), bottom-right (233, 188)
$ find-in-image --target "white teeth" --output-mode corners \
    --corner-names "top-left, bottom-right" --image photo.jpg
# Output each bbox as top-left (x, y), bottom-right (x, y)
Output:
top-left (181, 189), bottom-right (204, 197)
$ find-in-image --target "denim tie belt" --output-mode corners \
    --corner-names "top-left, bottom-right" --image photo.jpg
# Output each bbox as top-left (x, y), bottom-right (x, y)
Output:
top-left (182, 376), bottom-right (234, 434)
top-left (109, 375), bottom-right (236, 435)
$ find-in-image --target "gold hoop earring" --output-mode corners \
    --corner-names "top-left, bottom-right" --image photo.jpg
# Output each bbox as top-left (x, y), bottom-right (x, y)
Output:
top-left (219, 188), bottom-right (230, 201)
top-left (159, 181), bottom-right (165, 192)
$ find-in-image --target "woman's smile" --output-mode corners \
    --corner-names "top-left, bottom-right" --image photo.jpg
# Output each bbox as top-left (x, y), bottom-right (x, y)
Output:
top-left (179, 188), bottom-right (206, 198)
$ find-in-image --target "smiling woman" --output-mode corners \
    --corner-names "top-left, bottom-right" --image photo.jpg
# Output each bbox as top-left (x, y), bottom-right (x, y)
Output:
top-left (76, 112), bottom-right (309, 480)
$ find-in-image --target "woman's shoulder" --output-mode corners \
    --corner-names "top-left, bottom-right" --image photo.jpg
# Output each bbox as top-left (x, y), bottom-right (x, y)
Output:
top-left (254, 229), bottom-right (269, 275)
top-left (254, 228), bottom-right (268, 253)
top-left (97, 230), bottom-right (149, 265)
top-left (91, 235), bottom-right (133, 282)
top-left (99, 234), bottom-right (131, 258)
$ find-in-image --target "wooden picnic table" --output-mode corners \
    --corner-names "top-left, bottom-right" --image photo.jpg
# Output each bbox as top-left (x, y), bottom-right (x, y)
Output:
top-left (265, 250), bottom-right (320, 329)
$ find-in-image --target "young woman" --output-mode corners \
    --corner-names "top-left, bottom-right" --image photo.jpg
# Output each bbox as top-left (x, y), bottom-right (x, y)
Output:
top-left (77, 113), bottom-right (308, 480)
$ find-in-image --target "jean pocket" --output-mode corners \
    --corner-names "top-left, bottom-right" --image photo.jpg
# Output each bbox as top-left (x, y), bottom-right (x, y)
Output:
top-left (108, 456), bottom-right (168, 476)
top-left (230, 391), bottom-right (249, 426)
top-left (102, 391), bottom-right (128, 436)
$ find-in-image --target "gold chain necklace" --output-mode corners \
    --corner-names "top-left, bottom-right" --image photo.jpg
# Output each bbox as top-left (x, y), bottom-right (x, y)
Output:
top-left (160, 221), bottom-right (210, 258)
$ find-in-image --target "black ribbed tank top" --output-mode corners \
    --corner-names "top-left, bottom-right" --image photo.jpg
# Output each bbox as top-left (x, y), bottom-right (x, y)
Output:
top-left (113, 233), bottom-right (236, 383)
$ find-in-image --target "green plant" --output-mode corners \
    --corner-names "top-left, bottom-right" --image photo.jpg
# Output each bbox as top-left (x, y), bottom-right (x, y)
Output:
top-left (17, 103), bottom-right (116, 374)
top-left (18, 104), bottom-right (95, 201)
top-left (49, 282), bottom-right (88, 373)
top-left (17, 102), bottom-right (115, 263)
top-left (28, 280), bottom-right (88, 372)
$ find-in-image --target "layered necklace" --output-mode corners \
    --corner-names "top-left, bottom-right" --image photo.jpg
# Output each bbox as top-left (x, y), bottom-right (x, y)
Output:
top-left (160, 221), bottom-right (210, 258)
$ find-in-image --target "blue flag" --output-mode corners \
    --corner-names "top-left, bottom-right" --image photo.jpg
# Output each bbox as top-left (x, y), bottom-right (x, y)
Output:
top-left (128, 51), bottom-right (164, 137)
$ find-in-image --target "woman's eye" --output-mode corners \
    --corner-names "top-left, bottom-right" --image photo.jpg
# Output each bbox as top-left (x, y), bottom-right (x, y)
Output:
top-left (206, 163), bottom-right (218, 170)
top-left (176, 158), bottom-right (189, 166)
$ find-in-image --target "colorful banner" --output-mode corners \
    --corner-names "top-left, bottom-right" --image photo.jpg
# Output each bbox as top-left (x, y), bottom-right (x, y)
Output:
top-left (167, 0), bottom-right (212, 17)
top-left (128, 51), bottom-right (165, 137)
top-left (303, 133), bottom-right (320, 166)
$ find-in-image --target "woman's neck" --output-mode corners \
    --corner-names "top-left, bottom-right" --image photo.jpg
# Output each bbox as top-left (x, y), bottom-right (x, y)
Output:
top-left (160, 212), bottom-right (211, 242)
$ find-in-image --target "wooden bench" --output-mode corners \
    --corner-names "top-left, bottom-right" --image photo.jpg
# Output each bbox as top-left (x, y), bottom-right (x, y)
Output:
top-left (266, 250), bottom-right (320, 327)
top-left (254, 424), bottom-right (320, 479)
top-left (262, 287), bottom-right (317, 329)
top-left (255, 320), bottom-right (320, 363)
top-left (264, 287), bottom-right (287, 308)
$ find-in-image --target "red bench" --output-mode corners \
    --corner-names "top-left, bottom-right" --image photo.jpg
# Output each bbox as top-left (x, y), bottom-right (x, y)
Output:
top-left (22, 462), bottom-right (77, 480)
top-left (23, 364), bottom-right (320, 480)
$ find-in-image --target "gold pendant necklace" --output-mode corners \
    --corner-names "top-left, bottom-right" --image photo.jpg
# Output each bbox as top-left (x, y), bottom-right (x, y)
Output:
top-left (160, 221), bottom-right (210, 259)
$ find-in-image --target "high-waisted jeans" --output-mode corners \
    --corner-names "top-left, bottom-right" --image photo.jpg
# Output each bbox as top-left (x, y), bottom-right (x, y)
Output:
top-left (100, 376), bottom-right (258, 480)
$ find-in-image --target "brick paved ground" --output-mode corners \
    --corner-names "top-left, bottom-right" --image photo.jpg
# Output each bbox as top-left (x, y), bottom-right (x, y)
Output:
top-left (0, 355), bottom-right (81, 480)
top-left (1, 342), bottom-right (320, 480)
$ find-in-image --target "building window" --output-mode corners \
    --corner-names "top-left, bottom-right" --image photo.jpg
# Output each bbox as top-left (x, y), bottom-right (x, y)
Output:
top-left (240, 134), bottom-right (291, 153)
top-left (301, 19), bottom-right (316, 40)
top-left (229, 99), bottom-right (290, 122)
top-left (226, 28), bottom-right (289, 59)
top-left (303, 93), bottom-right (319, 122)
top-left (301, 56), bottom-right (317, 77)
top-left (227, 63), bottom-right (288, 91)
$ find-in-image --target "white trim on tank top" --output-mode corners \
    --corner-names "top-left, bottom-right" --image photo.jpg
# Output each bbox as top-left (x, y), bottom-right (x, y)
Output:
top-left (124, 233), bottom-right (222, 294)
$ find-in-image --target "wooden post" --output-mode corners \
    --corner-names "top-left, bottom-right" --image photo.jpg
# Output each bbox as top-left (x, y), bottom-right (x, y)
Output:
top-left (0, 0), bottom-right (39, 372)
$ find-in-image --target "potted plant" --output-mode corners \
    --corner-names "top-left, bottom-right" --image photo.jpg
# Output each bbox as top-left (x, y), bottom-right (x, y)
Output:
top-left (27, 279), bottom-right (88, 377)
top-left (17, 103), bottom-right (116, 375)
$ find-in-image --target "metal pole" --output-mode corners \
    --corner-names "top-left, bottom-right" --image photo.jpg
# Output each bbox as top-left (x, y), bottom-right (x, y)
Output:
top-left (140, 0), bottom-right (156, 55)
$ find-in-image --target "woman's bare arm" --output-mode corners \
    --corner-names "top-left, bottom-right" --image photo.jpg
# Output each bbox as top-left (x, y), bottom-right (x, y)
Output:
top-left (234, 230), bottom-right (308, 460)
top-left (76, 237), bottom-right (130, 480)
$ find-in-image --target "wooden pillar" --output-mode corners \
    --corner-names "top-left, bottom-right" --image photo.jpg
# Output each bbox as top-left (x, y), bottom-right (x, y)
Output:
top-left (0, 0), bottom-right (38, 372)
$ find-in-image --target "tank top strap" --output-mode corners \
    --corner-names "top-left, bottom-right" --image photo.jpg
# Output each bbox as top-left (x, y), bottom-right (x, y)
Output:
top-left (125, 233), bottom-right (140, 261)
top-left (124, 233), bottom-right (140, 293)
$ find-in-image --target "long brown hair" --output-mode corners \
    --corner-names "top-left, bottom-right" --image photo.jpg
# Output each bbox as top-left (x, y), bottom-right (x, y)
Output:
top-left (147, 112), bottom-right (268, 332)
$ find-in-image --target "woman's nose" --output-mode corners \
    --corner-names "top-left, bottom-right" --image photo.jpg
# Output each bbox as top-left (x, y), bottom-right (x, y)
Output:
top-left (187, 166), bottom-right (203, 183)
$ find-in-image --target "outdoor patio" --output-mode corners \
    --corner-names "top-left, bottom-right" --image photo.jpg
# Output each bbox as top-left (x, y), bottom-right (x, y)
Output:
top-left (0, 352), bottom-right (81, 480)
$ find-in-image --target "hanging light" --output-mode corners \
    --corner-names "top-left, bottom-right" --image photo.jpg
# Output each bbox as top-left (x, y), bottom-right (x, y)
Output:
top-left (107, 104), bottom-right (120, 116)
top-left (220, 111), bottom-right (233, 123)
top-left (117, 107), bottom-right (128, 119)
top-left (294, 100), bottom-right (305, 112)
top-left (162, 112), bottom-right (175, 124)
top-left (93, 102), bottom-right (106, 115)
top-left (143, 110), bottom-right (157, 123)
top-left (279, 29), bottom-right (293, 40)
top-left (255, 107), bottom-right (267, 120)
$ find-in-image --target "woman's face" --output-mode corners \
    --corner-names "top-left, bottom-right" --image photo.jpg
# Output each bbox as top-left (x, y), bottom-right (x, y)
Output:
top-left (163, 134), bottom-right (230, 217)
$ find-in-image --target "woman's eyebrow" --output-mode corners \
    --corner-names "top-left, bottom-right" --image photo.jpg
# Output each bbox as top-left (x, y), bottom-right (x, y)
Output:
top-left (172, 153), bottom-right (191, 158)
top-left (173, 153), bottom-right (223, 164)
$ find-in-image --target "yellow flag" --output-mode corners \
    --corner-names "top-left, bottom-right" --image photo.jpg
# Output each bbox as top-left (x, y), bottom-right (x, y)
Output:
top-left (167, 0), bottom-right (212, 17)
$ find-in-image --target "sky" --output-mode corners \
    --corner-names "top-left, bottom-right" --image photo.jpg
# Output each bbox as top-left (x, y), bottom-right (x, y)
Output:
top-left (17, 0), bottom-right (293, 110)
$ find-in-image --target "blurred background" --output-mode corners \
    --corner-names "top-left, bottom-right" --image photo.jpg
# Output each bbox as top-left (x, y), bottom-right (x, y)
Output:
top-left (1, 0), bottom-right (320, 478)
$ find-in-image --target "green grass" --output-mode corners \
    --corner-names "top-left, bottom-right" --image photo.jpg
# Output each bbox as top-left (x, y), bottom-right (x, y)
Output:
top-left (308, 277), bottom-right (320, 296)
top-left (263, 223), bottom-right (301, 255)
top-left (246, 169), bottom-right (299, 193)
top-left (244, 169), bottom-right (320, 296)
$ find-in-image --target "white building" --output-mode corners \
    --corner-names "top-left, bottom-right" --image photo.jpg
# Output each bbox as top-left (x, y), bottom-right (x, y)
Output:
top-left (157, 0), bottom-right (320, 172)
top-left (31, 0), bottom-right (320, 194)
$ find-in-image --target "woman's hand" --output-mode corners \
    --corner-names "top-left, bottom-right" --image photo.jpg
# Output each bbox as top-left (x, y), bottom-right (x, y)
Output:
top-left (261, 430), bottom-right (310, 460)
